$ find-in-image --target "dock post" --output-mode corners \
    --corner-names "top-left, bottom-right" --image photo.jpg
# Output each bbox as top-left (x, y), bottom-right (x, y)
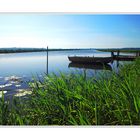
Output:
top-left (111, 51), bottom-right (114, 58)
top-left (116, 50), bottom-right (120, 60)
top-left (117, 50), bottom-right (120, 57)
top-left (47, 46), bottom-right (48, 75)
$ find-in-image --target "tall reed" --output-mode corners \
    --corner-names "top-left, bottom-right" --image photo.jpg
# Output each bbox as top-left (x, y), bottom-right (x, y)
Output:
top-left (0, 58), bottom-right (140, 125)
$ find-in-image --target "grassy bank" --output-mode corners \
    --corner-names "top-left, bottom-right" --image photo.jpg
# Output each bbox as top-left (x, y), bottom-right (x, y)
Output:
top-left (0, 59), bottom-right (140, 125)
top-left (97, 48), bottom-right (140, 53)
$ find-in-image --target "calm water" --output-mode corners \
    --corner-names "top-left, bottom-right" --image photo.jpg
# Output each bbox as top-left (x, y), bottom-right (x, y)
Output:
top-left (0, 49), bottom-right (133, 96)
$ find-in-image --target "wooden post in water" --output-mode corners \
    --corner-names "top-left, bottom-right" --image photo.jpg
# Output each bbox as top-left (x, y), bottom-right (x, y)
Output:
top-left (47, 46), bottom-right (48, 75)
top-left (111, 51), bottom-right (114, 58)
top-left (116, 50), bottom-right (120, 66)
top-left (117, 50), bottom-right (120, 57)
top-left (110, 51), bottom-right (114, 64)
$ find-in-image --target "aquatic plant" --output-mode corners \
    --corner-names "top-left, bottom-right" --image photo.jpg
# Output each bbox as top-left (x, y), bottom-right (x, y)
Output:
top-left (0, 58), bottom-right (140, 125)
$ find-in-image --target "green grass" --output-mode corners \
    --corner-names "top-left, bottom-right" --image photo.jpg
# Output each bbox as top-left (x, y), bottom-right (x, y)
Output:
top-left (0, 58), bottom-right (140, 125)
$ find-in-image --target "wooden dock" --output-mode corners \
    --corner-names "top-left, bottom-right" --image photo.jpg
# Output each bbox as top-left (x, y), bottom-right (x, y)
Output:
top-left (113, 55), bottom-right (136, 61)
top-left (111, 50), bottom-right (138, 61)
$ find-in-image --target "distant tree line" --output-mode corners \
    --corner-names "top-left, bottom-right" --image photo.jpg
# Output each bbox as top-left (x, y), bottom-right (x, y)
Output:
top-left (0, 48), bottom-right (93, 53)
top-left (0, 48), bottom-right (47, 53)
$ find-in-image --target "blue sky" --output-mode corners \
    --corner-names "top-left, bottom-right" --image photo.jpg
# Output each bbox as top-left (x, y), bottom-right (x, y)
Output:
top-left (0, 14), bottom-right (140, 49)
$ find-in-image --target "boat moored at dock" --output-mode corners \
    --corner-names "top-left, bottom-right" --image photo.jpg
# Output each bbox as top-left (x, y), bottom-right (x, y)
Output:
top-left (68, 56), bottom-right (113, 64)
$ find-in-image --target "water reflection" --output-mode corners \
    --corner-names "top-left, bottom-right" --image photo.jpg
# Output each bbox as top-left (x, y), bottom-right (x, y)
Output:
top-left (68, 62), bottom-right (112, 71)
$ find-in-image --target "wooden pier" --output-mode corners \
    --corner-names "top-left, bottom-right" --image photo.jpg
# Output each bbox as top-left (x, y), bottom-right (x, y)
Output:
top-left (111, 50), bottom-right (139, 61)
top-left (114, 55), bottom-right (136, 61)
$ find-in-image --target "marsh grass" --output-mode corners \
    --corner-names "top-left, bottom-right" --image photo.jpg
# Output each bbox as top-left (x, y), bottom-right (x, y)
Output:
top-left (0, 58), bottom-right (140, 125)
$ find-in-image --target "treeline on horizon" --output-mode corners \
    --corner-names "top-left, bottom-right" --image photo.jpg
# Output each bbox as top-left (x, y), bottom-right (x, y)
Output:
top-left (0, 48), bottom-right (46, 53)
top-left (0, 47), bottom-right (93, 53)
top-left (0, 47), bottom-right (140, 53)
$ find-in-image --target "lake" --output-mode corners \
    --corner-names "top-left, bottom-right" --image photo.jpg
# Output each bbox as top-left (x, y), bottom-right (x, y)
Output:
top-left (0, 49), bottom-right (134, 97)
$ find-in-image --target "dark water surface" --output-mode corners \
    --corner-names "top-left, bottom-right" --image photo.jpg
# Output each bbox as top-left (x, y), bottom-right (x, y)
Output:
top-left (0, 49), bottom-right (134, 96)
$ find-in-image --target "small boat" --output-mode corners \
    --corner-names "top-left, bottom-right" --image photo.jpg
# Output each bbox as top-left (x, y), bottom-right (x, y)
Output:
top-left (68, 62), bottom-right (112, 71)
top-left (68, 56), bottom-right (112, 64)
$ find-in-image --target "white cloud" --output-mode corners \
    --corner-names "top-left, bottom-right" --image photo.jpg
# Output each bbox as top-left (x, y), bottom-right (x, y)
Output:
top-left (0, 36), bottom-right (47, 48)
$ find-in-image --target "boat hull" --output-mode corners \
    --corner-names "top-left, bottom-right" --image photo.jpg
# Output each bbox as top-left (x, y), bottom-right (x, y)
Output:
top-left (68, 56), bottom-right (112, 64)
